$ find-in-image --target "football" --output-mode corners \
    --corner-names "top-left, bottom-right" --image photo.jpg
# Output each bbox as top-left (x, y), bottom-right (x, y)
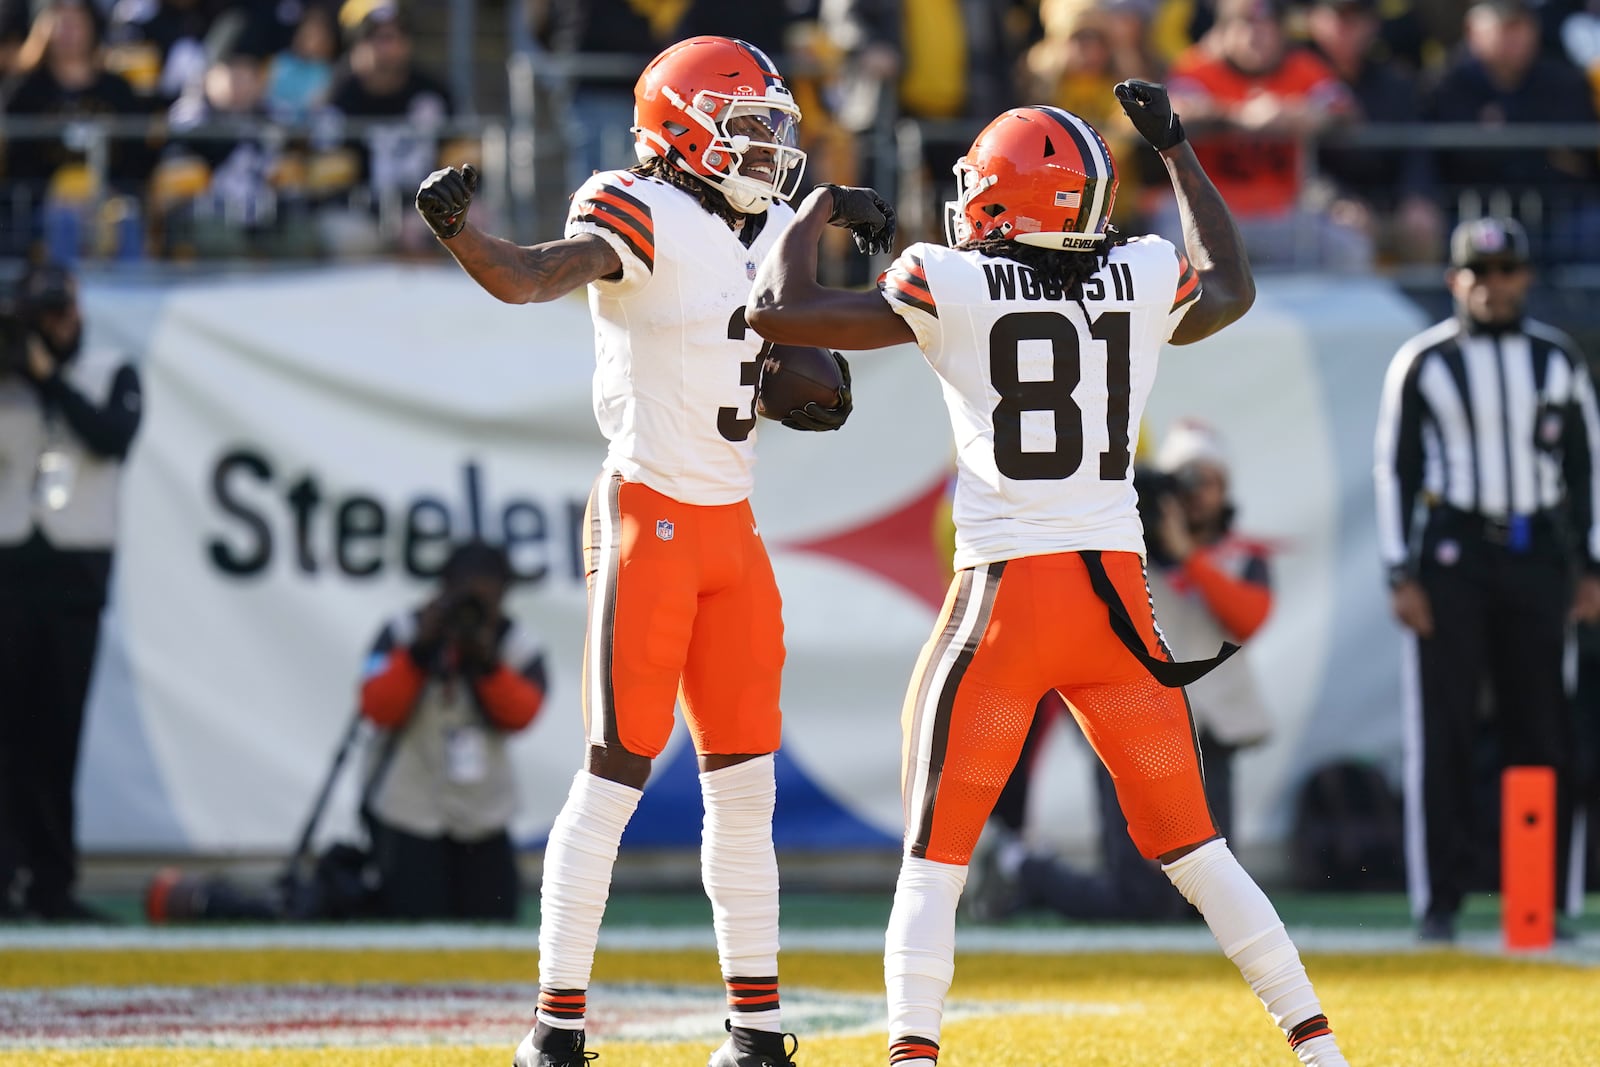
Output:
top-left (756, 344), bottom-right (844, 420)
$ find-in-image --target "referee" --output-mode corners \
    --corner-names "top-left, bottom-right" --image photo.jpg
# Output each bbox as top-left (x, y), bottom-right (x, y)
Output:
top-left (1374, 216), bottom-right (1600, 942)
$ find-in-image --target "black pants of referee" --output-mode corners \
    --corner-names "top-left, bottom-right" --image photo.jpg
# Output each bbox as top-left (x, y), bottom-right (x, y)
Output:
top-left (1410, 512), bottom-right (1577, 922)
top-left (0, 591), bottom-right (103, 918)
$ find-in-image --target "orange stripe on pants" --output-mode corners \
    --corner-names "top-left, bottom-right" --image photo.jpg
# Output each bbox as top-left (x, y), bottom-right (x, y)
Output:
top-left (902, 551), bottom-right (1216, 864)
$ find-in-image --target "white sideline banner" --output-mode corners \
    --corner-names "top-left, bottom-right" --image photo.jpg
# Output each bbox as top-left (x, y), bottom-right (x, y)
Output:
top-left (77, 267), bottom-right (1426, 861)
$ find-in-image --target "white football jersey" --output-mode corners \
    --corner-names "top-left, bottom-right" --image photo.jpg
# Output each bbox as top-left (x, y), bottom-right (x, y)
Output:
top-left (881, 236), bottom-right (1202, 569)
top-left (565, 170), bottom-right (796, 505)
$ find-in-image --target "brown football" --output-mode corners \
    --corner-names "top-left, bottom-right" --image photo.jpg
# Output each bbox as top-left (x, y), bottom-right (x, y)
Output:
top-left (756, 344), bottom-right (844, 420)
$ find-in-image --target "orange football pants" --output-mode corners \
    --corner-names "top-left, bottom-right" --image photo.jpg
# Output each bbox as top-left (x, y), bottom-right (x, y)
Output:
top-left (901, 550), bottom-right (1217, 864)
top-left (581, 471), bottom-right (785, 758)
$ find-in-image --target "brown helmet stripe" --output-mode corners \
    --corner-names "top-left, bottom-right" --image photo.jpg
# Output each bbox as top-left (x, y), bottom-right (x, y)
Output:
top-left (1032, 106), bottom-right (1113, 233)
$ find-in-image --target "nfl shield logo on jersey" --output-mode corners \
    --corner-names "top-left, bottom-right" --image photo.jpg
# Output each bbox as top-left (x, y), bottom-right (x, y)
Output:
top-left (746, 260), bottom-right (757, 280)
top-left (656, 519), bottom-right (675, 541)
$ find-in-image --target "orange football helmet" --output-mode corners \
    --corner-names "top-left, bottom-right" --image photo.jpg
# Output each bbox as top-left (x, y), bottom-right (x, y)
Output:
top-left (945, 106), bottom-right (1119, 251)
top-left (632, 35), bottom-right (805, 214)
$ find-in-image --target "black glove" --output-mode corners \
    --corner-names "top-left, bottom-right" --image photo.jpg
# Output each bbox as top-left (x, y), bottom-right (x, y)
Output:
top-left (782, 351), bottom-right (853, 432)
top-left (817, 184), bottom-right (897, 256)
top-left (415, 163), bottom-right (479, 239)
top-left (1114, 80), bottom-right (1185, 152)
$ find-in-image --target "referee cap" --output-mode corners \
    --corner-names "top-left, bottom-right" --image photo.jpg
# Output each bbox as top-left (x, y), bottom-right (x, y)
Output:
top-left (1449, 216), bottom-right (1530, 269)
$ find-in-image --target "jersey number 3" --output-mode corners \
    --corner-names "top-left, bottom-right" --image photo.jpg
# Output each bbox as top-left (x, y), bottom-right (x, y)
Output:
top-left (719, 306), bottom-right (766, 443)
top-left (990, 310), bottom-right (1132, 481)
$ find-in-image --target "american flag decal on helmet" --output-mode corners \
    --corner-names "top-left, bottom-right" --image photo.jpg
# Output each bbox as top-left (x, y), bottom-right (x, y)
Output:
top-left (1055, 191), bottom-right (1081, 208)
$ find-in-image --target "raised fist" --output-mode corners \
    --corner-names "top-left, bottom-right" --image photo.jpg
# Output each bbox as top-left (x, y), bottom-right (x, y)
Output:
top-left (416, 164), bottom-right (479, 240)
top-left (1114, 80), bottom-right (1186, 152)
top-left (818, 184), bottom-right (897, 256)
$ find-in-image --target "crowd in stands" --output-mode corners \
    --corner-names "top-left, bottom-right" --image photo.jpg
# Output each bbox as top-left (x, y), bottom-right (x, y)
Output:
top-left (796, 0), bottom-right (1600, 268)
top-left (0, 0), bottom-right (1597, 268)
top-left (0, 0), bottom-right (458, 261)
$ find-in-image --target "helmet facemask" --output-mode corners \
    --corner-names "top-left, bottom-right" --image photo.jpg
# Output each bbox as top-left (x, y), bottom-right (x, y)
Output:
top-left (945, 159), bottom-right (995, 245)
top-left (637, 87), bottom-right (805, 214)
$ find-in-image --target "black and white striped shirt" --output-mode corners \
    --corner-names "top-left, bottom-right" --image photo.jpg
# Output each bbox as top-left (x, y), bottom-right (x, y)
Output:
top-left (1374, 316), bottom-right (1600, 569)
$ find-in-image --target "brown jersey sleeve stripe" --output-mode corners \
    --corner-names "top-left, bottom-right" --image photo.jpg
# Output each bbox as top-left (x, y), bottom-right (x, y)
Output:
top-left (885, 274), bottom-right (938, 318)
top-left (574, 205), bottom-right (655, 272)
top-left (597, 181), bottom-right (652, 218)
top-left (588, 190), bottom-right (655, 247)
top-left (892, 265), bottom-right (933, 296)
top-left (1172, 254), bottom-right (1201, 312)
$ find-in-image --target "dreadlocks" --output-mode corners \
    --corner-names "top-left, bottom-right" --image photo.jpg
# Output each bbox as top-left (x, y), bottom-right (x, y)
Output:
top-left (629, 157), bottom-right (758, 234)
top-left (967, 227), bottom-right (1131, 311)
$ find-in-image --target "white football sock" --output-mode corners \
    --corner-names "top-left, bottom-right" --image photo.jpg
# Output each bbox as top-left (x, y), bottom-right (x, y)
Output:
top-left (535, 770), bottom-right (642, 1029)
top-left (1163, 840), bottom-right (1348, 1066)
top-left (884, 855), bottom-right (967, 1056)
top-left (701, 755), bottom-right (782, 1033)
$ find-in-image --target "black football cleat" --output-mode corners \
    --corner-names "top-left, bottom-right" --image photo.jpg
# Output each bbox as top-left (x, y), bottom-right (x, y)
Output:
top-left (514, 1026), bottom-right (597, 1067)
top-left (708, 1021), bottom-right (799, 1067)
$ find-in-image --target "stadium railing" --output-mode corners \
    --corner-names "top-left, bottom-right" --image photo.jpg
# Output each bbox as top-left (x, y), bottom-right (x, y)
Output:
top-left (0, 114), bottom-right (506, 264)
top-left (4, 92), bottom-right (1598, 276)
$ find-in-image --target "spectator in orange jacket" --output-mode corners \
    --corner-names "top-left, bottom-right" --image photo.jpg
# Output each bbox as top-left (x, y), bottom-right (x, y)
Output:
top-left (1163, 0), bottom-right (1371, 270)
top-left (358, 539), bottom-right (547, 921)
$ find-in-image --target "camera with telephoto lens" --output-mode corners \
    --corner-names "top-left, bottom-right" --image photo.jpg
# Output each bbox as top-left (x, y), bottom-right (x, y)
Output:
top-left (1134, 466), bottom-right (1184, 568)
top-left (444, 588), bottom-right (489, 637)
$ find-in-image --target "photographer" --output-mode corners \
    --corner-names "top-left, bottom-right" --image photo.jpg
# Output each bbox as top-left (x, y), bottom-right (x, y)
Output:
top-left (0, 261), bottom-right (141, 921)
top-left (1142, 419), bottom-right (1274, 836)
top-left (358, 539), bottom-right (547, 921)
top-left (967, 421), bottom-right (1274, 923)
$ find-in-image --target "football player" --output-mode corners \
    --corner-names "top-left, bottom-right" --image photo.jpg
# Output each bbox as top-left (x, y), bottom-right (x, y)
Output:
top-left (745, 82), bottom-right (1351, 1067)
top-left (414, 36), bottom-right (884, 1067)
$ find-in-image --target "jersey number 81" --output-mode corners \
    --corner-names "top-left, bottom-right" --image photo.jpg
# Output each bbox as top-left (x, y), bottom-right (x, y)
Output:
top-left (990, 310), bottom-right (1132, 481)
